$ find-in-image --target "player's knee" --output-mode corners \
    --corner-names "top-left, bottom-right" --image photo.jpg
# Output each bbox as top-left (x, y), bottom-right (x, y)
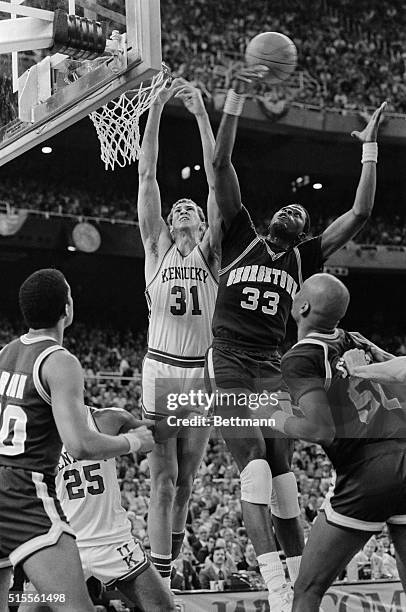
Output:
top-left (151, 476), bottom-right (176, 505)
top-left (230, 438), bottom-right (266, 470)
top-left (240, 459), bottom-right (272, 504)
top-left (175, 477), bottom-right (194, 505)
top-left (270, 472), bottom-right (300, 519)
top-left (294, 572), bottom-right (325, 599)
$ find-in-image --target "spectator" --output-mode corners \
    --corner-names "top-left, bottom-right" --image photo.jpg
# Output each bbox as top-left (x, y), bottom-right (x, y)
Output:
top-left (199, 547), bottom-right (231, 589)
top-left (237, 543), bottom-right (261, 574)
top-left (171, 547), bottom-right (201, 590)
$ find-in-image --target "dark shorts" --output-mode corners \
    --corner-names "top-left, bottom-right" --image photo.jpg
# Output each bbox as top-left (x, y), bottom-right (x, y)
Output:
top-left (323, 442), bottom-right (406, 532)
top-left (0, 466), bottom-right (75, 568)
top-left (205, 341), bottom-right (293, 475)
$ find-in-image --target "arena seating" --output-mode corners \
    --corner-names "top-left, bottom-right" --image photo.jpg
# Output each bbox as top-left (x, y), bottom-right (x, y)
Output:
top-left (1, 177), bottom-right (405, 245)
top-left (0, 315), bottom-right (401, 589)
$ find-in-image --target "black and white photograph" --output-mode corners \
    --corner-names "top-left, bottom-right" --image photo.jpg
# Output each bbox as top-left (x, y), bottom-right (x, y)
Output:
top-left (0, 1), bottom-right (406, 611)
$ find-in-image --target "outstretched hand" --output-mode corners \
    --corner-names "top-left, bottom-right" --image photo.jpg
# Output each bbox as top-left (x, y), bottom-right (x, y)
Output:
top-left (174, 82), bottom-right (206, 116)
top-left (351, 101), bottom-right (387, 142)
top-left (154, 76), bottom-right (190, 106)
top-left (232, 65), bottom-right (269, 94)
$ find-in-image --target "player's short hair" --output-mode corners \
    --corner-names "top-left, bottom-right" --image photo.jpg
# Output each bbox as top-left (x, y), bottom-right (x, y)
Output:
top-left (19, 268), bottom-right (69, 329)
top-left (166, 198), bottom-right (206, 226)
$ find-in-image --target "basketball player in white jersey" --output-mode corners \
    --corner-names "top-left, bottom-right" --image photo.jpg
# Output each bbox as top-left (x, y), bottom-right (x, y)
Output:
top-left (54, 406), bottom-right (174, 612)
top-left (138, 79), bottom-right (221, 585)
top-left (20, 406), bottom-right (173, 612)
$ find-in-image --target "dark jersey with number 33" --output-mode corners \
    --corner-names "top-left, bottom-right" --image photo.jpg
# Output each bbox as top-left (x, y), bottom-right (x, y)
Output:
top-left (212, 206), bottom-right (324, 350)
top-left (0, 335), bottom-right (65, 475)
top-left (281, 328), bottom-right (406, 468)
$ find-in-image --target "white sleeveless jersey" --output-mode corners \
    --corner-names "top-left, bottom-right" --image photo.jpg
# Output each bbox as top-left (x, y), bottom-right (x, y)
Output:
top-left (56, 408), bottom-right (131, 547)
top-left (145, 243), bottom-right (218, 361)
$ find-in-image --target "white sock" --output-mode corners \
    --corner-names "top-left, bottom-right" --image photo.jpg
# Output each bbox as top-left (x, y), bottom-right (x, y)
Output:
top-left (257, 551), bottom-right (286, 592)
top-left (286, 555), bottom-right (302, 584)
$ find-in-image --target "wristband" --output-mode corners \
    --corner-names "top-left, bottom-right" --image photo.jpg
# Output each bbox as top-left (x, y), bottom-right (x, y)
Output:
top-left (121, 433), bottom-right (141, 453)
top-left (223, 89), bottom-right (245, 116)
top-left (361, 142), bottom-right (378, 164)
top-left (271, 410), bottom-right (290, 433)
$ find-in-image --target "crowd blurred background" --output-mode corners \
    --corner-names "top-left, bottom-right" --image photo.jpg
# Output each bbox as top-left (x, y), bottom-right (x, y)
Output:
top-left (1, 176), bottom-right (406, 246)
top-left (160, 0), bottom-right (406, 113)
top-left (0, 315), bottom-right (403, 591)
top-left (1, 0), bottom-right (405, 599)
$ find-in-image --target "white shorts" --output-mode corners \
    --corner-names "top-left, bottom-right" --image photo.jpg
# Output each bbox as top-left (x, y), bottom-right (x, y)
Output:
top-left (79, 537), bottom-right (149, 587)
top-left (142, 354), bottom-right (205, 420)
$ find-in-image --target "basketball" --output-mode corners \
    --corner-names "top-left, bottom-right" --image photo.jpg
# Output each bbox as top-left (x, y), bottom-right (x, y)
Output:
top-left (245, 32), bottom-right (297, 84)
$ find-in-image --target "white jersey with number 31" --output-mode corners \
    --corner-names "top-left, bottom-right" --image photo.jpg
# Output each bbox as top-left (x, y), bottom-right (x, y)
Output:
top-left (145, 243), bottom-right (218, 359)
top-left (56, 408), bottom-right (131, 547)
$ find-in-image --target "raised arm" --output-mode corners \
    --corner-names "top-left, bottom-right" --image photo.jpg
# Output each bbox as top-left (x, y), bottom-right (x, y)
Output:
top-left (213, 68), bottom-right (268, 229)
top-left (175, 82), bottom-right (222, 256)
top-left (321, 102), bottom-right (386, 259)
top-left (138, 78), bottom-right (185, 251)
top-left (44, 352), bottom-right (154, 459)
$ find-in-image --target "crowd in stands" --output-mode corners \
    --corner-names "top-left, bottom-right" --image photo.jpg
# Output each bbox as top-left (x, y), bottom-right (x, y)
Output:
top-left (0, 314), bottom-right (404, 592)
top-left (2, 0), bottom-right (406, 132)
top-left (159, 0), bottom-right (406, 113)
top-left (1, 176), bottom-right (406, 246)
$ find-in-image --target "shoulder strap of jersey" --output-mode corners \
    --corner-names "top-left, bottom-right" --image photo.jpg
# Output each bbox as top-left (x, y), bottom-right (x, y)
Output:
top-left (293, 337), bottom-right (332, 391)
top-left (33, 345), bottom-right (66, 405)
top-left (293, 246), bottom-right (303, 288)
top-left (145, 242), bottom-right (175, 290)
top-left (219, 237), bottom-right (261, 277)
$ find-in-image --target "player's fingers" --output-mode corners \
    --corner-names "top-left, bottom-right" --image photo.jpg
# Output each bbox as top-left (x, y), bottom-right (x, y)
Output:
top-left (375, 100), bottom-right (387, 122)
top-left (169, 77), bottom-right (188, 88)
top-left (351, 130), bottom-right (361, 139)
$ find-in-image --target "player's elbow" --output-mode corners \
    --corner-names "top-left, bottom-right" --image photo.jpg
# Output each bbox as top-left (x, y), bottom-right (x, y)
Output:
top-left (138, 165), bottom-right (156, 181)
top-left (64, 440), bottom-right (88, 460)
top-left (213, 149), bottom-right (231, 171)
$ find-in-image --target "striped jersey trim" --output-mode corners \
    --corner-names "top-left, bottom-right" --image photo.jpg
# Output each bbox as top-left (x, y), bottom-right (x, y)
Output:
top-left (106, 555), bottom-right (150, 587)
top-left (33, 345), bottom-right (65, 405)
top-left (147, 348), bottom-right (205, 368)
top-left (0, 557), bottom-right (12, 568)
top-left (294, 337), bottom-right (332, 391)
top-left (293, 246), bottom-right (303, 287)
top-left (141, 401), bottom-right (168, 421)
top-left (323, 498), bottom-right (384, 532)
top-left (9, 471), bottom-right (75, 566)
top-left (219, 237), bottom-right (261, 276)
top-left (20, 334), bottom-right (58, 345)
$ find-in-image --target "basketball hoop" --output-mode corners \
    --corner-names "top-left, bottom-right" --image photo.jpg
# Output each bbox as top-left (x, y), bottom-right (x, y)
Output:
top-left (89, 66), bottom-right (170, 171)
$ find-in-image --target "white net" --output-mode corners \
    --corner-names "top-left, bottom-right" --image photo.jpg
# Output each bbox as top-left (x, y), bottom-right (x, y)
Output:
top-left (89, 68), bottom-right (169, 171)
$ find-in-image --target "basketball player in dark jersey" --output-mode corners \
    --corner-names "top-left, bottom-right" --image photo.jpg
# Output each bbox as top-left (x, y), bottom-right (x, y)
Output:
top-left (207, 66), bottom-right (386, 606)
top-left (0, 269), bottom-right (155, 612)
top-left (277, 273), bottom-right (406, 611)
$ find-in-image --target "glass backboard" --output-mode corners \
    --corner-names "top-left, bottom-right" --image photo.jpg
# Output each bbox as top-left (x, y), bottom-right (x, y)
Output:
top-left (0, 0), bottom-right (162, 165)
